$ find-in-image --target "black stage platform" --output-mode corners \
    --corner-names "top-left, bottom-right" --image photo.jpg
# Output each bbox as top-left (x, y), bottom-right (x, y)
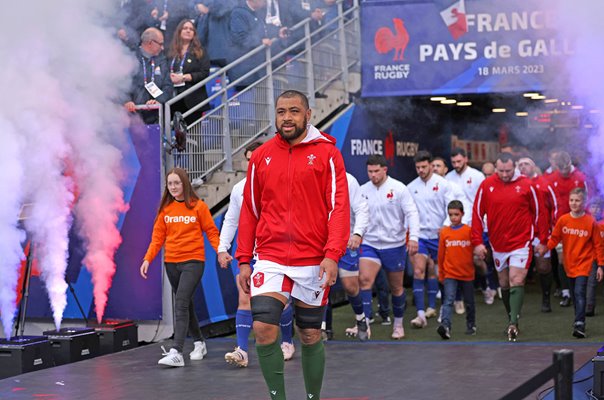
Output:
top-left (0, 338), bottom-right (598, 399)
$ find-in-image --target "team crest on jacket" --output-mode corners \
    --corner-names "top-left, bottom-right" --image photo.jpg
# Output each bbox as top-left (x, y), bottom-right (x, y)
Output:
top-left (386, 189), bottom-right (394, 199)
top-left (432, 183), bottom-right (439, 192)
top-left (489, 186), bottom-right (494, 192)
top-left (467, 177), bottom-right (472, 185)
top-left (253, 272), bottom-right (264, 288)
top-left (307, 154), bottom-right (316, 165)
top-left (515, 185), bottom-right (521, 193)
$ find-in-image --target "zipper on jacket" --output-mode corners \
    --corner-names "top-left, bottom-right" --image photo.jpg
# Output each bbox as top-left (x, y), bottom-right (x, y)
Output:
top-left (287, 147), bottom-right (293, 266)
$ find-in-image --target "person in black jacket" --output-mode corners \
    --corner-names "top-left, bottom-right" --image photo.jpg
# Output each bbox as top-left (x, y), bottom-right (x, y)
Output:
top-left (167, 19), bottom-right (211, 125)
top-left (124, 27), bottom-right (172, 124)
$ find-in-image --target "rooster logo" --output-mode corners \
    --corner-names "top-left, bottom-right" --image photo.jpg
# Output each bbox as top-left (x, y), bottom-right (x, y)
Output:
top-left (374, 18), bottom-right (410, 61)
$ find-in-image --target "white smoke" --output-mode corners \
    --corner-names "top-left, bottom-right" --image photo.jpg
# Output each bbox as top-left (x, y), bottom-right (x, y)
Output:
top-left (554, 1), bottom-right (604, 195)
top-left (0, 118), bottom-right (26, 339)
top-left (0, 0), bottom-right (136, 334)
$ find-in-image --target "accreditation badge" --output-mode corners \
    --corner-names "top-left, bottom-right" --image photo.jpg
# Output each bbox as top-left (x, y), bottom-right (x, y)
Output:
top-left (145, 81), bottom-right (164, 98)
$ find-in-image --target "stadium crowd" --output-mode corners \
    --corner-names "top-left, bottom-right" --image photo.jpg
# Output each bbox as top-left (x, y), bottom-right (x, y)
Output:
top-left (118, 0), bottom-right (353, 123)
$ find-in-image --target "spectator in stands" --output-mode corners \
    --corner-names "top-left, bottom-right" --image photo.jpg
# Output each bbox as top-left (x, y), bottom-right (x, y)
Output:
top-left (285, 0), bottom-right (325, 52)
top-left (167, 19), bottom-right (211, 125)
top-left (140, 167), bottom-right (220, 367)
top-left (194, 0), bottom-right (238, 67)
top-left (124, 28), bottom-right (172, 124)
top-left (117, 0), bottom-right (157, 50)
top-left (228, 0), bottom-right (288, 90)
top-left (151, 0), bottom-right (195, 46)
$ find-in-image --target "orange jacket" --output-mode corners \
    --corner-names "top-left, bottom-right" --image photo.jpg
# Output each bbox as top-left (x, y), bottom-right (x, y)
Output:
top-left (144, 200), bottom-right (219, 263)
top-left (438, 224), bottom-right (474, 282)
top-left (547, 213), bottom-right (604, 277)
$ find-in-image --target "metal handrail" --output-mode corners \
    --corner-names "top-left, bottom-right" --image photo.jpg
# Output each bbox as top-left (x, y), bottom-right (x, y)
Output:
top-left (163, 0), bottom-right (360, 184)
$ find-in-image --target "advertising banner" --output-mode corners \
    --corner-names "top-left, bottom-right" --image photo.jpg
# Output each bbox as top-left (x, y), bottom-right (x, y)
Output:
top-left (362, 0), bottom-right (571, 96)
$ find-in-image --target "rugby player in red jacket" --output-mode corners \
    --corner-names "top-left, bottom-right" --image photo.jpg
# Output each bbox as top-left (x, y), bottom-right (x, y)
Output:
top-left (235, 90), bottom-right (350, 400)
top-left (472, 152), bottom-right (548, 341)
top-left (517, 155), bottom-right (558, 313)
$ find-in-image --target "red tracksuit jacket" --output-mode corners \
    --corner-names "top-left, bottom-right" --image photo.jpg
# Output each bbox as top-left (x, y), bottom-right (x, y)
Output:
top-left (235, 126), bottom-right (350, 266)
top-left (471, 172), bottom-right (548, 252)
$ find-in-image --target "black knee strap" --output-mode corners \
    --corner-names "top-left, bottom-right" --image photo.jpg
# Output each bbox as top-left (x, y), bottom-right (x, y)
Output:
top-left (251, 296), bottom-right (285, 326)
top-left (294, 305), bottom-right (325, 329)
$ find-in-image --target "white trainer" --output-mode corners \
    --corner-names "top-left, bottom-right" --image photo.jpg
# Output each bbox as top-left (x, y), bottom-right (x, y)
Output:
top-left (454, 300), bottom-right (465, 315)
top-left (484, 288), bottom-right (496, 305)
top-left (391, 325), bottom-right (405, 340)
top-left (190, 341), bottom-right (207, 360)
top-left (345, 325), bottom-right (358, 337)
top-left (410, 315), bottom-right (428, 328)
top-left (224, 346), bottom-right (248, 368)
top-left (158, 346), bottom-right (184, 367)
top-left (425, 307), bottom-right (438, 319)
top-left (281, 342), bottom-right (295, 361)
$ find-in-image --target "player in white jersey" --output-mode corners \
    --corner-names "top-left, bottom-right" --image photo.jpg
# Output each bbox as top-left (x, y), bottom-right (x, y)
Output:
top-left (407, 151), bottom-right (457, 328)
top-left (217, 142), bottom-right (295, 367)
top-left (432, 157), bottom-right (472, 225)
top-left (337, 173), bottom-right (370, 340)
top-left (446, 148), bottom-right (485, 213)
top-left (359, 155), bottom-right (420, 339)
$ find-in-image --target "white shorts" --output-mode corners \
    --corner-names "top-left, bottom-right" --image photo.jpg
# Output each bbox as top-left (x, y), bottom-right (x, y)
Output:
top-left (492, 247), bottom-right (532, 272)
top-left (250, 259), bottom-right (329, 306)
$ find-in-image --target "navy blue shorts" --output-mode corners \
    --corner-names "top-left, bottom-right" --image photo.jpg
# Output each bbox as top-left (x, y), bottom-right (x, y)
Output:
top-left (418, 238), bottom-right (439, 259)
top-left (338, 248), bottom-right (359, 272)
top-left (359, 244), bottom-right (406, 272)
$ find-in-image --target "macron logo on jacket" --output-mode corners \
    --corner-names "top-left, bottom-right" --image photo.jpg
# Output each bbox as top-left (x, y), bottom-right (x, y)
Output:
top-left (164, 215), bottom-right (197, 224)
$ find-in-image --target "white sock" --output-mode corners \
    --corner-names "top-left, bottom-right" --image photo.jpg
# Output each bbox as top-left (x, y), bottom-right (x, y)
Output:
top-left (355, 313), bottom-right (366, 322)
top-left (562, 289), bottom-right (570, 297)
top-left (418, 310), bottom-right (426, 319)
top-left (394, 317), bottom-right (403, 327)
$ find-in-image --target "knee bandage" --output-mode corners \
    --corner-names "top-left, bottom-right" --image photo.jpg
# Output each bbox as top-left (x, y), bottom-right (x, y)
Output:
top-left (251, 296), bottom-right (285, 326)
top-left (294, 305), bottom-right (325, 329)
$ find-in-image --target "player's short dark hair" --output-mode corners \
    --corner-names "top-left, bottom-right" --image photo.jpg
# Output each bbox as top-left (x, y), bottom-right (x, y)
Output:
top-left (447, 200), bottom-right (464, 213)
top-left (245, 141), bottom-right (262, 154)
top-left (367, 154), bottom-right (388, 167)
top-left (432, 156), bottom-right (447, 164)
top-left (413, 150), bottom-right (432, 164)
top-left (276, 90), bottom-right (309, 110)
top-left (496, 152), bottom-right (515, 164)
top-left (450, 147), bottom-right (467, 158)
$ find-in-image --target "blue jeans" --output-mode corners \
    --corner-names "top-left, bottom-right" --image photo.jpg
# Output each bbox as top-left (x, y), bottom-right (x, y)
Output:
top-left (441, 278), bottom-right (475, 330)
top-left (586, 262), bottom-right (598, 312)
top-left (569, 275), bottom-right (588, 325)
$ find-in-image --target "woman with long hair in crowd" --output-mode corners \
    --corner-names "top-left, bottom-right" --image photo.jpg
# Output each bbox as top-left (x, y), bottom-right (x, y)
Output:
top-left (167, 19), bottom-right (211, 125)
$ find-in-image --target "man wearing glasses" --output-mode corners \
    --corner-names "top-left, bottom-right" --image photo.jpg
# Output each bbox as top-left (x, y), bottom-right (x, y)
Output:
top-left (124, 27), bottom-right (172, 124)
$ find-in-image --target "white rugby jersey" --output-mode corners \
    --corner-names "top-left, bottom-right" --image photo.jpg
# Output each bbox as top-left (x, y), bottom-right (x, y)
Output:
top-left (448, 180), bottom-right (473, 225)
top-left (360, 176), bottom-right (420, 249)
top-left (347, 173), bottom-right (369, 238)
top-left (218, 178), bottom-right (245, 253)
top-left (407, 173), bottom-right (456, 239)
top-left (446, 166), bottom-right (485, 209)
